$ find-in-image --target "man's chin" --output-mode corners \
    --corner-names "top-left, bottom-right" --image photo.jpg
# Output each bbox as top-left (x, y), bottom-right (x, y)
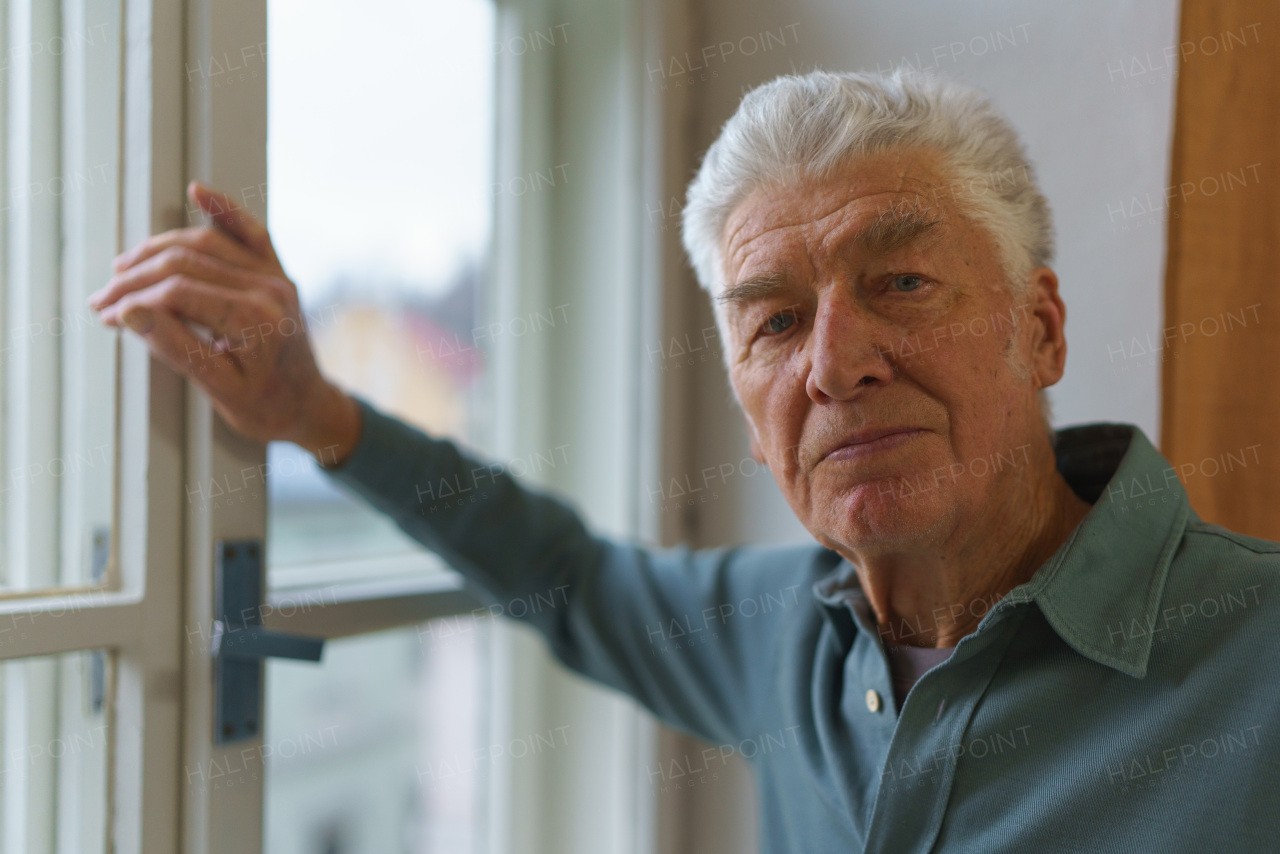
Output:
top-left (819, 480), bottom-right (952, 549)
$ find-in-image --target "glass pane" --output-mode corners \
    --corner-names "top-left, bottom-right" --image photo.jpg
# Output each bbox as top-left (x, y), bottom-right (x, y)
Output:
top-left (264, 621), bottom-right (490, 854)
top-left (0, 0), bottom-right (122, 592)
top-left (0, 648), bottom-right (112, 853)
top-left (264, 0), bottom-right (496, 588)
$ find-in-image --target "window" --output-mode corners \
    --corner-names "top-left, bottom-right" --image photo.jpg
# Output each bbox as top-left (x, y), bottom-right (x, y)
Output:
top-left (0, 1), bottom-right (123, 850)
top-left (263, 0), bottom-right (496, 586)
top-left (263, 623), bottom-right (491, 854)
top-left (261, 3), bottom-right (497, 849)
top-left (0, 0), bottom-right (660, 851)
top-left (1, 0), bottom-right (120, 594)
top-left (0, 649), bottom-right (111, 852)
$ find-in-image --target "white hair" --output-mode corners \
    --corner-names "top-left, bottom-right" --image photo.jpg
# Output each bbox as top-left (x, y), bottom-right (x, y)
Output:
top-left (680, 68), bottom-right (1058, 429)
top-left (681, 67), bottom-right (1054, 321)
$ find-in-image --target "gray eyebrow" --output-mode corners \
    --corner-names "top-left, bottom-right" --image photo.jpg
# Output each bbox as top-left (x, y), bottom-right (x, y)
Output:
top-left (716, 202), bottom-right (943, 312)
top-left (855, 199), bottom-right (947, 253)
top-left (716, 271), bottom-right (788, 309)
top-left (860, 201), bottom-right (943, 256)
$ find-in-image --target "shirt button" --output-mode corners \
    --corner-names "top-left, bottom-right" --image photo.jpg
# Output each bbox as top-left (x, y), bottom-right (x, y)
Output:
top-left (865, 689), bottom-right (882, 713)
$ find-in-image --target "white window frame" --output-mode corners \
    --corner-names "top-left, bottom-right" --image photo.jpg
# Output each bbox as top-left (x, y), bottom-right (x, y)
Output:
top-left (0, 1), bottom-right (187, 853)
top-left (0, 0), bottom-right (683, 848)
top-left (183, 0), bottom-right (672, 853)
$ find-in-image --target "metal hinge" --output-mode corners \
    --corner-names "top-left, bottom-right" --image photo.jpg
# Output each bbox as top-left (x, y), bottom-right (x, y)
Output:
top-left (90, 527), bottom-right (111, 715)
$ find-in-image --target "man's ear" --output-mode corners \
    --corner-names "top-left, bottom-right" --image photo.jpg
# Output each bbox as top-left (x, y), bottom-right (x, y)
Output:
top-left (1026, 266), bottom-right (1068, 391)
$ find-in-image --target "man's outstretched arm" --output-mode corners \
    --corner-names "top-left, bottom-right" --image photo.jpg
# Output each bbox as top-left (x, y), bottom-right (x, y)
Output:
top-left (90, 182), bottom-right (817, 747)
top-left (322, 394), bottom-right (821, 746)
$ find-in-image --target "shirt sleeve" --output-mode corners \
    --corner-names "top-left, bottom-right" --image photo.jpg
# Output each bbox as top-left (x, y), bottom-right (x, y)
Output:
top-left (320, 395), bottom-right (816, 747)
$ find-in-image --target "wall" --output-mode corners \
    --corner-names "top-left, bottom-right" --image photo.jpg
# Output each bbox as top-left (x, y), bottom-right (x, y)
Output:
top-left (661, 2), bottom-right (1182, 851)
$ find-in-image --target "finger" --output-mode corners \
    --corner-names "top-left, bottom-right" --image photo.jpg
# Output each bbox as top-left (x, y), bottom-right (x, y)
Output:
top-left (101, 275), bottom-right (275, 344)
top-left (117, 305), bottom-right (246, 400)
top-left (189, 181), bottom-right (280, 264)
top-left (112, 224), bottom-right (269, 275)
top-left (91, 245), bottom-right (263, 313)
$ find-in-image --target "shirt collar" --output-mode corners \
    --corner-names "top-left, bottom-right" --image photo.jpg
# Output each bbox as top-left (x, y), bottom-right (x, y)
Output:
top-left (811, 423), bottom-right (1191, 679)
top-left (1021, 423), bottom-right (1190, 678)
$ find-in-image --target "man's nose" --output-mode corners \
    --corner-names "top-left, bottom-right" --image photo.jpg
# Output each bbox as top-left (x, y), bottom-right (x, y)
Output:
top-left (805, 290), bottom-right (894, 403)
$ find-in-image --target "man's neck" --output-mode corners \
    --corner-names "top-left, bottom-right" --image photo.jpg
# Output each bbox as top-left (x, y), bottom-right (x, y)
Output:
top-left (841, 442), bottom-right (1094, 649)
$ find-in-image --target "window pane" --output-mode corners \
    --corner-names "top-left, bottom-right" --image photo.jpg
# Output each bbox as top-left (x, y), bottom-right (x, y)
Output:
top-left (263, 621), bottom-right (490, 854)
top-left (264, 0), bottom-right (496, 587)
top-left (0, 0), bottom-right (121, 592)
top-left (0, 648), bottom-right (112, 853)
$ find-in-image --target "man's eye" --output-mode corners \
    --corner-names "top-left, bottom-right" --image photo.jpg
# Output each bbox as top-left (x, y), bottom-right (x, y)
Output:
top-left (761, 310), bottom-right (797, 335)
top-left (889, 274), bottom-right (926, 293)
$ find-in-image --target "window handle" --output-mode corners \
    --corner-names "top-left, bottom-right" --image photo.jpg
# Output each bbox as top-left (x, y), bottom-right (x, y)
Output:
top-left (209, 620), bottom-right (324, 662)
top-left (212, 539), bottom-right (324, 743)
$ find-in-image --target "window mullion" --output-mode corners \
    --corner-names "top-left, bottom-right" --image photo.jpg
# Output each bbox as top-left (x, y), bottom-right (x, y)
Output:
top-left (180, 2), bottom-right (270, 852)
top-left (110, 0), bottom-right (187, 851)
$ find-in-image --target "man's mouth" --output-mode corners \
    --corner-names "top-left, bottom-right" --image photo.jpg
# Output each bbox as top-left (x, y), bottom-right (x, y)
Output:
top-left (822, 428), bottom-right (925, 462)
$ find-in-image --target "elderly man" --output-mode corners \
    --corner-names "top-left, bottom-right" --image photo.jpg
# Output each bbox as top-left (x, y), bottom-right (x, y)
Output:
top-left (90, 70), bottom-right (1276, 851)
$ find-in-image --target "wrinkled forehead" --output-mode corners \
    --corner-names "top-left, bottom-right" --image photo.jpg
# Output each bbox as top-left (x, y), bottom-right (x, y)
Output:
top-left (717, 148), bottom-right (959, 293)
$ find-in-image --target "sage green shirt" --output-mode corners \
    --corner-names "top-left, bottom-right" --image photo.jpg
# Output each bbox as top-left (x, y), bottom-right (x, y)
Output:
top-left (327, 398), bottom-right (1278, 852)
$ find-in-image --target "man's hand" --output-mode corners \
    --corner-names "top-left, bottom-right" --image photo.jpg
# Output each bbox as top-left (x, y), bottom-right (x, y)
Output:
top-left (89, 181), bottom-right (361, 467)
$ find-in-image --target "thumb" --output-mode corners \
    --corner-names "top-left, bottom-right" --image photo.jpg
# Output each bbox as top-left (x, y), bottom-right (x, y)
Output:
top-left (188, 180), bottom-right (279, 264)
